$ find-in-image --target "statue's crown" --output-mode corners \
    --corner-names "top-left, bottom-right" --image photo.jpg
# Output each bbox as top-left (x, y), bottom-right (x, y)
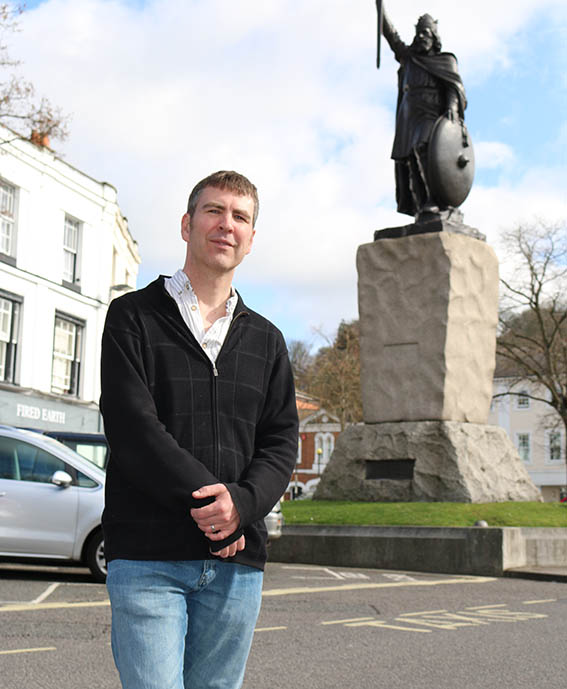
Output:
top-left (416, 14), bottom-right (438, 31)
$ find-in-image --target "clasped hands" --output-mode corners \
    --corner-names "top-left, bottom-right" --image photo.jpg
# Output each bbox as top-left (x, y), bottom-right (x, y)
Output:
top-left (190, 483), bottom-right (245, 559)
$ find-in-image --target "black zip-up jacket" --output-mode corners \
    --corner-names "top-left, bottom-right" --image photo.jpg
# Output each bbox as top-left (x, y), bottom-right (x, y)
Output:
top-left (100, 277), bottom-right (298, 571)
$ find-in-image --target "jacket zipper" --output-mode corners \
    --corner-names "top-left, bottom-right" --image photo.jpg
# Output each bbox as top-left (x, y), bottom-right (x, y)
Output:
top-left (210, 310), bottom-right (247, 477)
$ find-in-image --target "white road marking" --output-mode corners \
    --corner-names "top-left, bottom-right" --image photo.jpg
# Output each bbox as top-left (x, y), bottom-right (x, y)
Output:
top-left (523, 599), bottom-right (557, 605)
top-left (323, 568), bottom-right (345, 580)
top-left (31, 583), bottom-right (60, 605)
top-left (382, 573), bottom-right (417, 582)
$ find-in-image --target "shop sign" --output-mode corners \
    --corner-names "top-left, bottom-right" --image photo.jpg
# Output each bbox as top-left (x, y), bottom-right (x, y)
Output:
top-left (16, 403), bottom-right (66, 425)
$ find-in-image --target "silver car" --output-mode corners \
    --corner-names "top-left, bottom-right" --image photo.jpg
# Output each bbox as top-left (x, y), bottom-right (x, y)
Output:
top-left (265, 498), bottom-right (284, 541)
top-left (45, 430), bottom-right (285, 543)
top-left (0, 425), bottom-right (106, 581)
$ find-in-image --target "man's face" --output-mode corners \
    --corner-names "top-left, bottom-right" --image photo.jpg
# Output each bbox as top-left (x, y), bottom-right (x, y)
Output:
top-left (414, 26), bottom-right (434, 54)
top-left (181, 186), bottom-right (255, 277)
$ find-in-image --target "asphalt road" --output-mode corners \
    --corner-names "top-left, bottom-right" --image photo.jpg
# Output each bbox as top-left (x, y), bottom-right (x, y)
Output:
top-left (0, 561), bottom-right (565, 689)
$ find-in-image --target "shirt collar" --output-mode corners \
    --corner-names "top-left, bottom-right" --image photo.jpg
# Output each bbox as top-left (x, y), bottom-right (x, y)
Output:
top-left (169, 269), bottom-right (237, 317)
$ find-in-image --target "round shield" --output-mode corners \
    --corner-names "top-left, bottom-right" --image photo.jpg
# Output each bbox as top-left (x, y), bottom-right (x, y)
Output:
top-left (428, 117), bottom-right (475, 208)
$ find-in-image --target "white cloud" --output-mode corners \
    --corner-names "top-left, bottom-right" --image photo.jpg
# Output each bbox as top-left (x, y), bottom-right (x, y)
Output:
top-left (464, 166), bottom-right (567, 250)
top-left (7, 0), bottom-right (566, 343)
top-left (474, 141), bottom-right (516, 170)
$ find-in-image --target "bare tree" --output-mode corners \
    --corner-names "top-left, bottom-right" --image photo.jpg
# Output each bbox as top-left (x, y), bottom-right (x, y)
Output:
top-left (0, 3), bottom-right (68, 145)
top-left (309, 320), bottom-right (362, 430)
top-left (496, 220), bottom-right (567, 486)
top-left (287, 339), bottom-right (314, 393)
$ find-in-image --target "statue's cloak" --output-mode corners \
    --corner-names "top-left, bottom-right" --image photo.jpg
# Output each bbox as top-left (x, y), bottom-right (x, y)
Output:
top-left (392, 51), bottom-right (467, 161)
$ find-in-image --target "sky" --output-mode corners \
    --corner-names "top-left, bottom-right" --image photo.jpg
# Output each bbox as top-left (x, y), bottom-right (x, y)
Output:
top-left (11, 0), bottom-right (567, 351)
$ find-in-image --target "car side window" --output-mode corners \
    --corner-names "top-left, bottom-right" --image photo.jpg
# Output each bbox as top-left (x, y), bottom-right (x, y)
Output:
top-left (0, 436), bottom-right (21, 480)
top-left (0, 436), bottom-right (66, 483)
top-left (76, 470), bottom-right (98, 488)
top-left (0, 435), bottom-right (100, 487)
top-left (16, 441), bottom-right (67, 483)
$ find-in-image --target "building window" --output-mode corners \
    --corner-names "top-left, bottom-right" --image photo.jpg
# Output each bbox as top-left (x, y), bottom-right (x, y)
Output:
top-left (547, 431), bottom-right (562, 462)
top-left (516, 433), bottom-right (531, 463)
top-left (0, 292), bottom-right (21, 383)
top-left (0, 180), bottom-right (16, 258)
top-left (63, 215), bottom-right (81, 284)
top-left (314, 432), bottom-right (335, 473)
top-left (51, 314), bottom-right (84, 396)
top-left (516, 391), bottom-right (530, 409)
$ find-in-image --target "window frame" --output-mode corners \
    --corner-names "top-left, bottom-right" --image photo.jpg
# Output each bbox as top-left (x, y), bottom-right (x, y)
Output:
top-left (0, 289), bottom-right (22, 384)
top-left (51, 312), bottom-right (85, 397)
top-left (0, 178), bottom-right (18, 265)
top-left (515, 390), bottom-right (530, 410)
top-left (516, 432), bottom-right (531, 464)
top-left (62, 214), bottom-right (82, 290)
top-left (546, 430), bottom-right (563, 464)
top-left (314, 432), bottom-right (336, 472)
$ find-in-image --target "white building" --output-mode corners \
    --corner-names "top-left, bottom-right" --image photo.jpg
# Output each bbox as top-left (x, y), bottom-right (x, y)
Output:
top-left (489, 378), bottom-right (567, 502)
top-left (0, 125), bottom-right (140, 432)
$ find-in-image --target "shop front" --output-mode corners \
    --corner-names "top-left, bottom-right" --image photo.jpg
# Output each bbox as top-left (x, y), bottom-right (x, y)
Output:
top-left (0, 385), bottom-right (102, 433)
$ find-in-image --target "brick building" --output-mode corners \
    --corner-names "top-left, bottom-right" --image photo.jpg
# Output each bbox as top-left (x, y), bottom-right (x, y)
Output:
top-left (286, 392), bottom-right (341, 499)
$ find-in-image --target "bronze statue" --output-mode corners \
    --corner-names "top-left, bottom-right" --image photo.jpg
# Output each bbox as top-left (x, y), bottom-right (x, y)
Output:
top-left (377, 2), bottom-right (474, 221)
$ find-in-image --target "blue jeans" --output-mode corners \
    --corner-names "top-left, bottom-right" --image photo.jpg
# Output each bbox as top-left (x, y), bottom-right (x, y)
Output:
top-left (106, 559), bottom-right (263, 689)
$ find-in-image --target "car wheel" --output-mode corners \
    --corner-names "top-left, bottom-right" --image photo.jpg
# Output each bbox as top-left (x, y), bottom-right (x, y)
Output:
top-left (85, 530), bottom-right (107, 583)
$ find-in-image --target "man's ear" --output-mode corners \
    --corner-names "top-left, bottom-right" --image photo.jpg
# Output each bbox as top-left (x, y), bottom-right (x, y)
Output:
top-left (181, 213), bottom-right (191, 242)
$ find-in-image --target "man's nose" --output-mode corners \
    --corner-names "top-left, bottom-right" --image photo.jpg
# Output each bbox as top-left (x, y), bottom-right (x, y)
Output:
top-left (218, 212), bottom-right (234, 231)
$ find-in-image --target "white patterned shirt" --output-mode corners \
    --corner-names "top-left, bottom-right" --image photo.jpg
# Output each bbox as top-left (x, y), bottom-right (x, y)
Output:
top-left (164, 269), bottom-right (237, 365)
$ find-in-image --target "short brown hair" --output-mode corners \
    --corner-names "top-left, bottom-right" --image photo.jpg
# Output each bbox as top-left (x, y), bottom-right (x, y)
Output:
top-left (186, 171), bottom-right (259, 226)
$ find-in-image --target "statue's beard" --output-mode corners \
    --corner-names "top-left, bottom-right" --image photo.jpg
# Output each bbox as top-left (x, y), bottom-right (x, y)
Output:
top-left (411, 40), bottom-right (432, 55)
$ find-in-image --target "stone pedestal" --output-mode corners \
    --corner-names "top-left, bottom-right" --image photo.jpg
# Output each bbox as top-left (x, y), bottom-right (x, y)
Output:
top-left (315, 222), bottom-right (542, 503)
top-left (314, 422), bottom-right (543, 503)
top-left (357, 230), bottom-right (498, 424)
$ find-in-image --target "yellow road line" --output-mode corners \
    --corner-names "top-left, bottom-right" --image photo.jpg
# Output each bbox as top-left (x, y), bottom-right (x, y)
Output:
top-left (0, 575), bottom-right (496, 613)
top-left (399, 609), bottom-right (447, 616)
top-left (254, 626), bottom-right (287, 633)
top-left (0, 647), bottom-right (56, 655)
top-left (0, 600), bottom-right (110, 613)
top-left (262, 576), bottom-right (496, 597)
top-left (322, 617), bottom-right (375, 625)
top-left (465, 604), bottom-right (507, 610)
top-left (523, 599), bottom-right (557, 605)
top-left (346, 620), bottom-right (431, 633)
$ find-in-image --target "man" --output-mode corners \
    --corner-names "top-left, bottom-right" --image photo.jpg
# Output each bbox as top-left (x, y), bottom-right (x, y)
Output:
top-left (100, 171), bottom-right (298, 689)
top-left (381, 9), bottom-right (467, 218)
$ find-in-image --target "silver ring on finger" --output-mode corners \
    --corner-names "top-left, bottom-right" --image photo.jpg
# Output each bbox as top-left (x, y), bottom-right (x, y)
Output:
top-left (211, 525), bottom-right (216, 533)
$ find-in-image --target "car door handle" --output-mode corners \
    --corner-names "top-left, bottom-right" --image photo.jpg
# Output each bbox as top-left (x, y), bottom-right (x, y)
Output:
top-left (0, 492), bottom-right (6, 497)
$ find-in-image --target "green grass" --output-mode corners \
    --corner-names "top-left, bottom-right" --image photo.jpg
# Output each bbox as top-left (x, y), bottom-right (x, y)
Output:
top-left (281, 500), bottom-right (567, 528)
